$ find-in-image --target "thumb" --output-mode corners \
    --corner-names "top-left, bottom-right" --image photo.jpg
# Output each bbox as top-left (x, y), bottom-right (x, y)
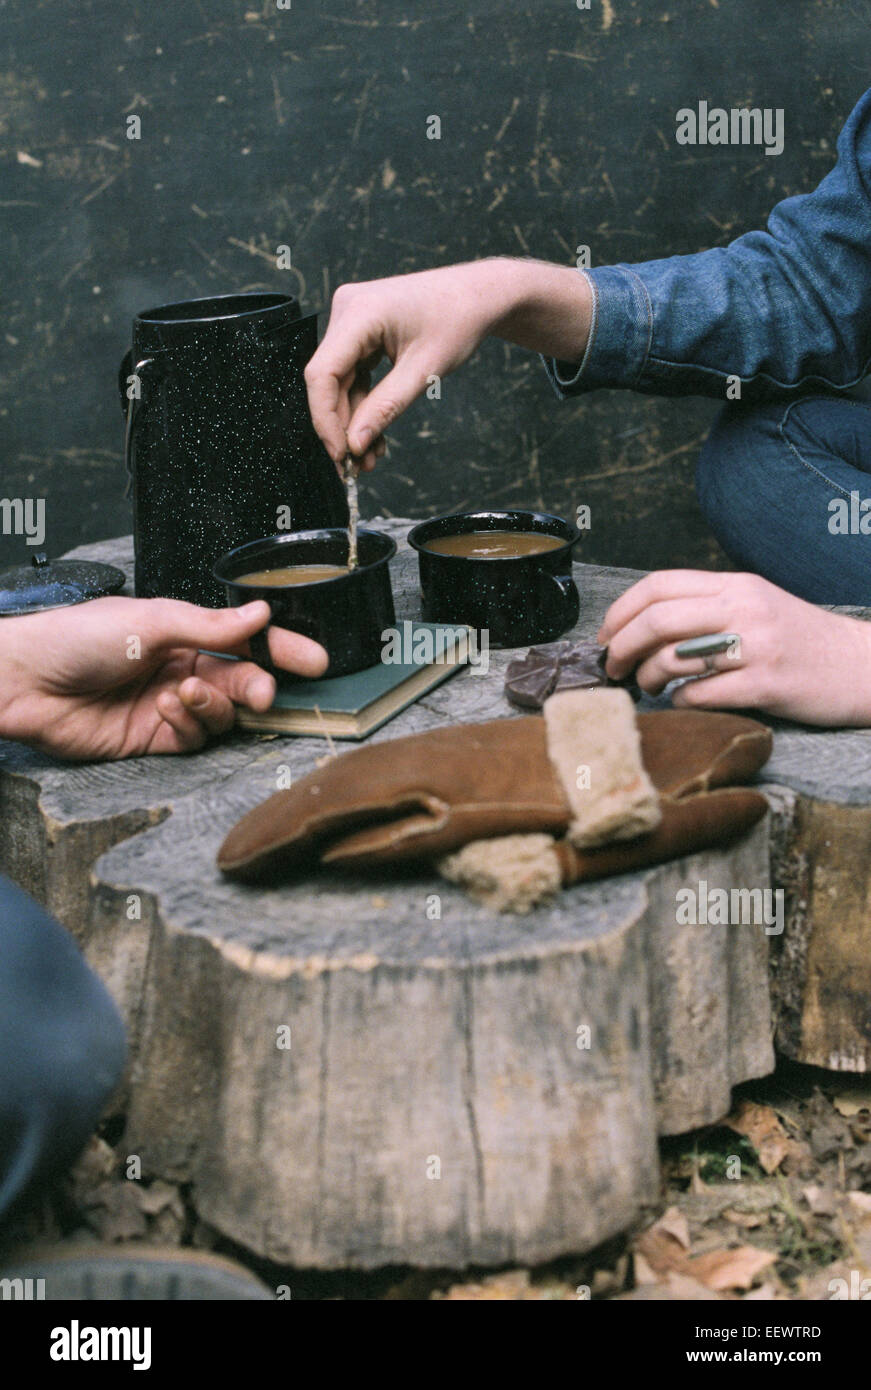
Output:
top-left (143, 598), bottom-right (272, 654)
top-left (346, 354), bottom-right (429, 454)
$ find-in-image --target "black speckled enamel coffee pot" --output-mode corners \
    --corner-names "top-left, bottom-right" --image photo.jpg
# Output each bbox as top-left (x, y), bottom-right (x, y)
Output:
top-left (119, 292), bottom-right (348, 607)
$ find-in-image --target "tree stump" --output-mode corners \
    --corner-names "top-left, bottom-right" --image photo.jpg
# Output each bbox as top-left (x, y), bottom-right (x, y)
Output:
top-left (0, 523), bottom-right (867, 1266)
top-left (761, 723), bottom-right (871, 1072)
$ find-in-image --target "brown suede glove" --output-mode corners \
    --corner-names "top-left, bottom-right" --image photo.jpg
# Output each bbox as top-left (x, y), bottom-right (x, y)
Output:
top-left (217, 693), bottom-right (772, 884)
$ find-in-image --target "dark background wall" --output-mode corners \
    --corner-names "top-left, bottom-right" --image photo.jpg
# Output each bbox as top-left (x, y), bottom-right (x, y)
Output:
top-left (1, 0), bottom-right (867, 571)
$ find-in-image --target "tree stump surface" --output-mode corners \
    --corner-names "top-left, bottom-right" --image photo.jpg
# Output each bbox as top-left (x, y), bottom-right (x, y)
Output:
top-left (1, 522), bottom-right (868, 1268)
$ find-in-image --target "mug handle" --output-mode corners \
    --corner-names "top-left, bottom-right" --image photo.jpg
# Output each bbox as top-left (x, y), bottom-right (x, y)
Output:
top-left (118, 353), bottom-right (156, 500)
top-left (539, 569), bottom-right (580, 634)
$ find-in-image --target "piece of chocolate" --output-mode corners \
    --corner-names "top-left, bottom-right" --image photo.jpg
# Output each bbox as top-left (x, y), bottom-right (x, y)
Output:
top-left (504, 640), bottom-right (626, 710)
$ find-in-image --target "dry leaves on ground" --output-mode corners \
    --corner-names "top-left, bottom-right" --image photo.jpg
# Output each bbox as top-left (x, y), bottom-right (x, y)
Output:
top-left (722, 1099), bottom-right (804, 1174)
top-left (634, 1205), bottom-right (777, 1295)
top-left (832, 1085), bottom-right (871, 1119)
top-left (434, 1269), bottom-right (577, 1300)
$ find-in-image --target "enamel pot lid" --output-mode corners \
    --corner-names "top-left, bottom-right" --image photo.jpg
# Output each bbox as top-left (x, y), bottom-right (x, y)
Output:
top-left (0, 552), bottom-right (127, 616)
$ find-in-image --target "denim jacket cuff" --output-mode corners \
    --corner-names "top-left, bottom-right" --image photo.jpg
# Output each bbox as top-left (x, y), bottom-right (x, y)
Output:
top-left (541, 265), bottom-right (653, 398)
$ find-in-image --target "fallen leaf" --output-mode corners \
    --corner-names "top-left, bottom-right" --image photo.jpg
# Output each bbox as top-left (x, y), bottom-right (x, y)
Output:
top-left (666, 1271), bottom-right (729, 1299)
top-left (723, 1099), bottom-right (791, 1173)
top-left (689, 1245), bottom-right (777, 1292)
top-left (802, 1183), bottom-right (837, 1217)
top-left (436, 1270), bottom-right (575, 1301)
top-left (634, 1210), bottom-right (694, 1283)
top-left (848, 1191), bottom-right (871, 1216)
top-left (723, 1207), bottom-right (766, 1230)
top-left (656, 1205), bottom-right (691, 1250)
top-left (619, 1272), bottom-right (723, 1301)
top-left (832, 1087), bottom-right (871, 1118)
top-left (633, 1249), bottom-right (660, 1285)
top-left (635, 1215), bottom-right (775, 1292)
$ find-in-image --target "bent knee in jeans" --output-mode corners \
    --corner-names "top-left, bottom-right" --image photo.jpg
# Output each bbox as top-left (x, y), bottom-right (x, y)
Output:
top-left (0, 877), bottom-right (126, 1223)
top-left (696, 394), bottom-right (871, 605)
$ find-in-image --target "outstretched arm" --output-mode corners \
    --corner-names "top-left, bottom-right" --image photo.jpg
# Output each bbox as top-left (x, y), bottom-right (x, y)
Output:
top-left (304, 257), bottom-right (593, 467)
top-left (545, 88), bottom-right (871, 403)
top-left (306, 89), bottom-right (871, 464)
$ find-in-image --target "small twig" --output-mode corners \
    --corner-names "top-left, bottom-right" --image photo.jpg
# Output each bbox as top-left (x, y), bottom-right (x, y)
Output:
top-left (343, 455), bottom-right (359, 569)
top-left (313, 705), bottom-right (338, 765)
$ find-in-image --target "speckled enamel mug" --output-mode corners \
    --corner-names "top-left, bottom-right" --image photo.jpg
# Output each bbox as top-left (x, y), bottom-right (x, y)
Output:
top-left (214, 528), bottom-right (397, 678)
top-left (408, 509), bottom-right (580, 648)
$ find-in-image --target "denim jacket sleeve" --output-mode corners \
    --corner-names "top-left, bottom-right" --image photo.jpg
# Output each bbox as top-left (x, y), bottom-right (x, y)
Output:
top-left (542, 87), bottom-right (871, 403)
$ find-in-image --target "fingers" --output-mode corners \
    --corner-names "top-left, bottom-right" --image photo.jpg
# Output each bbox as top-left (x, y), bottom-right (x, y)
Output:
top-left (139, 598), bottom-right (327, 682)
top-left (597, 567), bottom-right (768, 713)
top-left (312, 356), bottom-right (386, 475)
top-left (265, 626), bottom-right (329, 678)
top-left (305, 351), bottom-right (359, 464)
top-left (141, 600), bottom-right (326, 676)
top-left (154, 688), bottom-right (209, 751)
top-left (156, 671), bottom-right (256, 752)
top-left (140, 598), bottom-right (275, 657)
top-left (176, 676), bottom-right (239, 733)
top-left (345, 372), bottom-right (381, 474)
top-left (196, 629), bottom-right (328, 690)
top-left (604, 596), bottom-right (730, 679)
top-left (670, 668), bottom-right (760, 710)
top-left (352, 434), bottom-right (387, 475)
top-left (193, 657), bottom-right (276, 711)
top-left (598, 570), bottom-right (727, 645)
top-left (634, 643), bottom-right (744, 696)
top-left (304, 294), bottom-right (383, 463)
top-left (345, 352), bottom-right (429, 455)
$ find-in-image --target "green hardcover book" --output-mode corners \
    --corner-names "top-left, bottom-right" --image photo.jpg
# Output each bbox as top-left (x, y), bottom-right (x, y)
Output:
top-left (235, 621), bottom-right (473, 739)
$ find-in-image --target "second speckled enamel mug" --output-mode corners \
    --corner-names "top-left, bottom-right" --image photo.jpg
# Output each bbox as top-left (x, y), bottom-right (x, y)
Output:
top-left (118, 292), bottom-right (348, 607)
top-left (408, 509), bottom-right (580, 647)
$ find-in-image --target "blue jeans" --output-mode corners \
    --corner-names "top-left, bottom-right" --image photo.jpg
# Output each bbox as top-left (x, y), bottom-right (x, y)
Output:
top-left (0, 875), bottom-right (126, 1223)
top-left (696, 394), bottom-right (871, 605)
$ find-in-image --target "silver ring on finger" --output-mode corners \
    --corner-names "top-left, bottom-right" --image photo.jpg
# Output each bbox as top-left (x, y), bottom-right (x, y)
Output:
top-left (675, 632), bottom-right (743, 668)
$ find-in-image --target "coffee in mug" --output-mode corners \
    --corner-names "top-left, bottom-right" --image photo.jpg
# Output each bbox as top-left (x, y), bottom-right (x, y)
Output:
top-left (422, 530), bottom-right (564, 560)
top-left (235, 564), bottom-right (349, 586)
